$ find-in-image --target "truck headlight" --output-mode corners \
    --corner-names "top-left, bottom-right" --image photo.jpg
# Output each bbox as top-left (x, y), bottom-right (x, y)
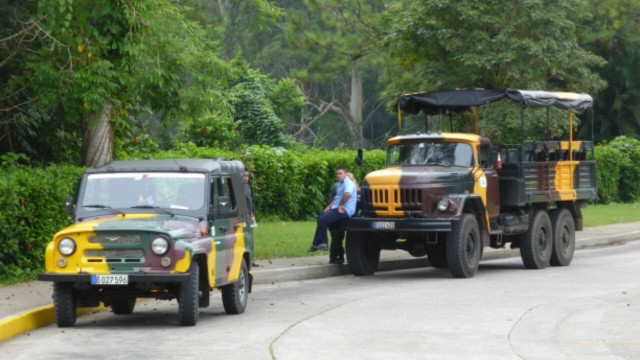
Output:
top-left (58, 238), bottom-right (76, 256)
top-left (151, 237), bottom-right (169, 255)
top-left (437, 199), bottom-right (450, 212)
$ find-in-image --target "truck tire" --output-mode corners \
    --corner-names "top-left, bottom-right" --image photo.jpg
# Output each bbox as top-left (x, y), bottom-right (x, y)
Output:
top-left (178, 261), bottom-right (199, 326)
top-left (111, 297), bottom-right (136, 315)
top-left (520, 210), bottom-right (553, 269)
top-left (53, 283), bottom-right (76, 327)
top-left (446, 214), bottom-right (481, 278)
top-left (549, 208), bottom-right (575, 266)
top-left (222, 259), bottom-right (249, 315)
top-left (346, 231), bottom-right (381, 276)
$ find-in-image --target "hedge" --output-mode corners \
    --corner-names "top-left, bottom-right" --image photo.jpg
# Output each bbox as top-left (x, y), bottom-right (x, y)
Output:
top-left (2, 136), bottom-right (639, 278)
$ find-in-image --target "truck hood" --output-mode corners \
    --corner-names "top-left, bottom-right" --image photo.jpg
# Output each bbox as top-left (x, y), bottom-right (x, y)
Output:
top-left (365, 166), bottom-right (474, 193)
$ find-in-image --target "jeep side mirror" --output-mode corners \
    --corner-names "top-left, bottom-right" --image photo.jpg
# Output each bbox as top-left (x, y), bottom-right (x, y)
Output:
top-left (355, 149), bottom-right (363, 167)
top-left (65, 197), bottom-right (75, 216)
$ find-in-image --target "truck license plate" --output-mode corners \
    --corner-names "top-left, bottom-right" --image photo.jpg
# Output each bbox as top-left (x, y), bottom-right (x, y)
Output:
top-left (91, 274), bottom-right (129, 285)
top-left (372, 221), bottom-right (395, 230)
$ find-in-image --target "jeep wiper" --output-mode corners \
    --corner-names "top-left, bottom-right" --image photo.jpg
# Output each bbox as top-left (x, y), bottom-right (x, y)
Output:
top-left (130, 205), bottom-right (174, 217)
top-left (83, 204), bottom-right (124, 215)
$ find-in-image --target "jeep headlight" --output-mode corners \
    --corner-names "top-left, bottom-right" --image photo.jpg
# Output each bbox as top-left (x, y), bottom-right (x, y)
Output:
top-left (151, 237), bottom-right (170, 255)
top-left (58, 238), bottom-right (76, 256)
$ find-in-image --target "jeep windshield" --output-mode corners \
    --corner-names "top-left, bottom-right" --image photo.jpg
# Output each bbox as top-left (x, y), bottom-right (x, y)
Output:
top-left (387, 141), bottom-right (473, 167)
top-left (78, 172), bottom-right (206, 217)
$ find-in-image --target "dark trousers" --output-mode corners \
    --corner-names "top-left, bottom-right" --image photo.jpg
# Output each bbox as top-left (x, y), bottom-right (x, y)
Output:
top-left (329, 228), bottom-right (345, 261)
top-left (313, 208), bottom-right (349, 248)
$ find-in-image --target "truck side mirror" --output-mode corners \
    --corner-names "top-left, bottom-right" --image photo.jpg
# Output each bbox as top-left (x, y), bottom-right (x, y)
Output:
top-left (64, 197), bottom-right (75, 216)
top-left (355, 149), bottom-right (363, 167)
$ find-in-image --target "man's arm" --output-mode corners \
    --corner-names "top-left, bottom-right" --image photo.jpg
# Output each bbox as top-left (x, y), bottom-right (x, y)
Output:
top-left (337, 193), bottom-right (351, 213)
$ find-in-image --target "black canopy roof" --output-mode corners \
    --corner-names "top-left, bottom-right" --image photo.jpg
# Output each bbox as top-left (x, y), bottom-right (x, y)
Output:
top-left (396, 89), bottom-right (593, 115)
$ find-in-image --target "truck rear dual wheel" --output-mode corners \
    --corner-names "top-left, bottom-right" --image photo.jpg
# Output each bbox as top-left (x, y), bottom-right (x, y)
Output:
top-left (549, 208), bottom-right (575, 266)
top-left (346, 231), bottom-right (381, 276)
top-left (446, 214), bottom-right (481, 278)
top-left (520, 210), bottom-right (553, 269)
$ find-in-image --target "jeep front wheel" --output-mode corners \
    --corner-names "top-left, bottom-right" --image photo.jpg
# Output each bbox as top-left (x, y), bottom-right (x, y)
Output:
top-left (222, 259), bottom-right (249, 314)
top-left (53, 282), bottom-right (76, 327)
top-left (178, 261), bottom-right (200, 326)
top-left (346, 231), bottom-right (381, 276)
top-left (446, 214), bottom-right (481, 278)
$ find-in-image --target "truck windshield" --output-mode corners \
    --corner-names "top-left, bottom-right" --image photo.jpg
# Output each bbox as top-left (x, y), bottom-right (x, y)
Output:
top-left (81, 172), bottom-right (206, 212)
top-left (387, 141), bottom-right (474, 167)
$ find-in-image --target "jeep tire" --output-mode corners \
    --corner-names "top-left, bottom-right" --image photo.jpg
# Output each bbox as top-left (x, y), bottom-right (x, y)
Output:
top-left (222, 259), bottom-right (249, 314)
top-left (549, 208), bottom-right (575, 266)
top-left (520, 210), bottom-right (553, 269)
top-left (53, 282), bottom-right (76, 327)
top-left (178, 261), bottom-right (200, 326)
top-left (446, 213), bottom-right (481, 278)
top-left (346, 231), bottom-right (381, 276)
top-left (111, 297), bottom-right (136, 315)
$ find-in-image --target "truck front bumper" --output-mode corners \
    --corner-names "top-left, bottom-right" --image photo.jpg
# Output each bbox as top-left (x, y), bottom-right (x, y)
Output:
top-left (339, 217), bottom-right (453, 233)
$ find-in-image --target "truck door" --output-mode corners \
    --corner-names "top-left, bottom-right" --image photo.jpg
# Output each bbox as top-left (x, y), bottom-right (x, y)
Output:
top-left (478, 144), bottom-right (500, 218)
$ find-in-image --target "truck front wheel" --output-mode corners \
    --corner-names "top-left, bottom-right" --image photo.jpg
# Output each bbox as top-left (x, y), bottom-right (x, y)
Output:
top-left (346, 231), bottom-right (381, 276)
top-left (446, 214), bottom-right (481, 278)
top-left (520, 210), bottom-right (553, 269)
top-left (549, 208), bottom-right (575, 266)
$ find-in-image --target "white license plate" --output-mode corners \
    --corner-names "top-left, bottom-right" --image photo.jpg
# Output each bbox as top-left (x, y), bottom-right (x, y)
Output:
top-left (372, 221), bottom-right (395, 230)
top-left (91, 274), bottom-right (129, 285)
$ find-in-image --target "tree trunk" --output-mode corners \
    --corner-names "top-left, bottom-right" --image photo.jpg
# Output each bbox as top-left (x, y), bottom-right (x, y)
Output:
top-left (82, 105), bottom-right (114, 167)
top-left (348, 58), bottom-right (365, 148)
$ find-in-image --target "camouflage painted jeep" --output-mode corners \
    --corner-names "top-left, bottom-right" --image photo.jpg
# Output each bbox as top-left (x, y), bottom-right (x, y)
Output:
top-left (38, 159), bottom-right (254, 327)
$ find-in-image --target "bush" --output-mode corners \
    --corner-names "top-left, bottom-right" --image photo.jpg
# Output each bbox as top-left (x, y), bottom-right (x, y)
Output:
top-left (607, 136), bottom-right (640, 202)
top-left (0, 163), bottom-right (85, 279)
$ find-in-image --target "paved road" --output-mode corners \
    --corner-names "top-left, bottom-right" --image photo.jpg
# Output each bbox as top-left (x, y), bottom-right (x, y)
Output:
top-left (2, 241), bottom-right (639, 360)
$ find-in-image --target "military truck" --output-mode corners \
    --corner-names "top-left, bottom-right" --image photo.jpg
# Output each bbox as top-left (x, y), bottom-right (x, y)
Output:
top-left (38, 159), bottom-right (254, 327)
top-left (344, 89), bottom-right (597, 278)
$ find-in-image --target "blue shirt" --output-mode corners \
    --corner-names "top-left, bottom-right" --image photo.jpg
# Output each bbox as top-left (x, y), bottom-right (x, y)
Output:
top-left (331, 177), bottom-right (357, 217)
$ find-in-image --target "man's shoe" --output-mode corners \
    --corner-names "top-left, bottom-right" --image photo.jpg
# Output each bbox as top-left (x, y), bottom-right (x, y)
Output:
top-left (316, 243), bottom-right (328, 251)
top-left (329, 258), bottom-right (344, 265)
top-left (307, 245), bottom-right (318, 253)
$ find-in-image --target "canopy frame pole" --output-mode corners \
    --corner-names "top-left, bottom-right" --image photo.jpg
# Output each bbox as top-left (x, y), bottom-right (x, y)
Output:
top-left (472, 106), bottom-right (478, 134)
top-left (397, 106), bottom-right (402, 133)
top-left (546, 107), bottom-right (550, 142)
top-left (569, 111), bottom-right (574, 161)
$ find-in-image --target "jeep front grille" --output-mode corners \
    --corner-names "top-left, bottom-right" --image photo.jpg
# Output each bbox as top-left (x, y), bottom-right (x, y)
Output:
top-left (88, 235), bottom-right (140, 244)
top-left (85, 249), bottom-right (144, 263)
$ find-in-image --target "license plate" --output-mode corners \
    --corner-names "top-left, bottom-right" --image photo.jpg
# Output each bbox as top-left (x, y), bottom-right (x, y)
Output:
top-left (91, 274), bottom-right (129, 285)
top-left (372, 221), bottom-right (395, 230)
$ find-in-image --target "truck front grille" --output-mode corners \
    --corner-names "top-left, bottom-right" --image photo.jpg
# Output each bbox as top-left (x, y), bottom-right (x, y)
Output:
top-left (363, 186), bottom-right (423, 215)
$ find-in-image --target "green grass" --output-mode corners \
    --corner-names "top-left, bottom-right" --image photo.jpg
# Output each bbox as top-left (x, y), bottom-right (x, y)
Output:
top-left (254, 202), bottom-right (640, 260)
top-left (582, 202), bottom-right (640, 227)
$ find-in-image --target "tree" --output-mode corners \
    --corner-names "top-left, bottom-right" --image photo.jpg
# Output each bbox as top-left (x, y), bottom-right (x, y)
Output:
top-left (579, 0), bottom-right (640, 142)
top-left (383, 0), bottom-right (607, 142)
top-left (286, 0), bottom-right (390, 148)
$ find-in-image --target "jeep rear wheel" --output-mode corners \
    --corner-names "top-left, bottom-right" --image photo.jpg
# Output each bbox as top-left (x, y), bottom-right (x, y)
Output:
top-left (549, 208), bottom-right (575, 266)
top-left (222, 260), bottom-right (249, 314)
top-left (53, 283), bottom-right (76, 327)
top-left (520, 210), bottom-right (553, 269)
top-left (178, 261), bottom-right (200, 326)
top-left (446, 214), bottom-right (481, 278)
top-left (346, 231), bottom-right (381, 276)
top-left (111, 297), bottom-right (136, 315)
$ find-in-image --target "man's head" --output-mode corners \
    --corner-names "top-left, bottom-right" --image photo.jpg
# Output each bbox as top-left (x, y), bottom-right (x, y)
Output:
top-left (243, 170), bottom-right (250, 184)
top-left (336, 166), bottom-right (348, 182)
